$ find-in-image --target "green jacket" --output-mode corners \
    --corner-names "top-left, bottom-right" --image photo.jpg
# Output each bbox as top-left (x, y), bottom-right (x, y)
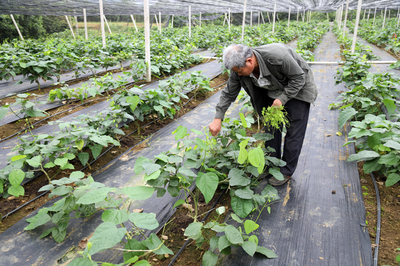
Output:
top-left (215, 43), bottom-right (318, 120)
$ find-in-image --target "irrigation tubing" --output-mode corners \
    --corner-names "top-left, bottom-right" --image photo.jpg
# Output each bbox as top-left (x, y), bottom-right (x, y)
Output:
top-left (1, 80), bottom-right (228, 220)
top-left (370, 172), bottom-right (381, 266)
top-left (167, 189), bottom-right (228, 266)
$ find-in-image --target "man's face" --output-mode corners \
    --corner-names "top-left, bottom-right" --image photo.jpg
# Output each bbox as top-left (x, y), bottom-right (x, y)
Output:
top-left (231, 58), bottom-right (255, 77)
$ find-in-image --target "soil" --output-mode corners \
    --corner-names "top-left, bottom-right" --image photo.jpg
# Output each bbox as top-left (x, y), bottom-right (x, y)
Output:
top-left (358, 162), bottom-right (400, 266)
top-left (0, 71), bottom-right (229, 235)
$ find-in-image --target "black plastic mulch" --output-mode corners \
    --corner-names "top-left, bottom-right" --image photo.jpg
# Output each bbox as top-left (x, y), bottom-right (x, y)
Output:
top-left (216, 28), bottom-right (373, 265)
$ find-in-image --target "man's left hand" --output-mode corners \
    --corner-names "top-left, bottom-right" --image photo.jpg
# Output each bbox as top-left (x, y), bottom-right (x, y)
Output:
top-left (272, 99), bottom-right (282, 107)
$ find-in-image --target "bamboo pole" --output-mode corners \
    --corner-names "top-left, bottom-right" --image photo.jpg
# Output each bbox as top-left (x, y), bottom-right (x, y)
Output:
top-left (10, 15), bottom-right (24, 40)
top-left (103, 15), bottom-right (112, 34)
top-left (272, 3), bottom-right (276, 33)
top-left (343, 0), bottom-right (350, 37)
top-left (65, 15), bottom-right (76, 39)
top-left (373, 7), bottom-right (376, 26)
top-left (297, 8), bottom-right (299, 22)
top-left (130, 15), bottom-right (138, 32)
top-left (83, 9), bottom-right (88, 40)
top-left (250, 11), bottom-right (252, 27)
top-left (241, 0), bottom-right (247, 42)
top-left (143, 0), bottom-right (151, 81)
top-left (228, 9), bottom-right (231, 31)
top-left (189, 6), bottom-right (191, 38)
top-left (159, 12), bottom-right (162, 33)
top-left (382, 7), bottom-right (387, 29)
top-left (99, 0), bottom-right (105, 47)
top-left (288, 7), bottom-right (291, 27)
top-left (351, 0), bottom-right (363, 54)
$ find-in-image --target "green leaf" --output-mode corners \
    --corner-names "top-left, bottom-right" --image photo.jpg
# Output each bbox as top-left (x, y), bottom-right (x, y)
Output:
top-left (386, 173), bottom-right (400, 187)
top-left (195, 138), bottom-right (208, 150)
top-left (52, 227), bottom-right (67, 243)
top-left (39, 227), bottom-right (53, 239)
top-left (235, 187), bottom-right (254, 199)
top-left (86, 222), bottom-right (126, 256)
top-left (24, 212), bottom-right (51, 230)
top-left (172, 126), bottom-right (188, 141)
top-left (347, 150), bottom-right (380, 162)
top-left (89, 144), bottom-right (103, 159)
top-left (378, 153), bottom-right (399, 166)
top-left (134, 156), bottom-right (150, 174)
top-left (202, 251), bottom-right (218, 266)
top-left (184, 222), bottom-right (203, 240)
top-left (178, 167), bottom-right (197, 178)
top-left (26, 155), bottom-right (42, 167)
top-left (367, 133), bottom-right (382, 149)
top-left (225, 225), bottom-right (243, 244)
top-left (238, 139), bottom-right (249, 164)
top-left (70, 171), bottom-right (85, 180)
top-left (269, 168), bottom-right (283, 180)
top-left (0, 107), bottom-right (8, 121)
top-left (11, 154), bottom-right (27, 162)
top-left (102, 209), bottom-right (129, 224)
top-left (229, 169), bottom-right (250, 187)
top-left (78, 152), bottom-right (89, 166)
top-left (120, 186), bottom-right (155, 200)
top-left (123, 239), bottom-right (146, 262)
top-left (338, 107), bottom-right (357, 129)
top-left (242, 240), bottom-right (257, 256)
top-left (76, 187), bottom-right (112, 204)
top-left (244, 220), bottom-right (259, 235)
top-left (230, 213), bottom-right (244, 223)
top-left (143, 170), bottom-right (161, 181)
top-left (133, 261), bottom-right (151, 266)
top-left (209, 236), bottom-right (219, 251)
top-left (44, 162), bottom-right (56, 168)
top-left (384, 140), bottom-right (400, 150)
top-left (55, 157), bottom-right (68, 167)
top-left (231, 196), bottom-right (253, 218)
top-left (248, 147), bottom-right (265, 173)
top-left (33, 66), bottom-right (44, 73)
top-left (9, 169), bottom-right (25, 187)
top-left (129, 212), bottom-right (159, 230)
top-left (76, 139), bottom-right (84, 150)
top-left (8, 185), bottom-right (24, 197)
top-left (173, 199), bottom-right (186, 208)
top-left (363, 158), bottom-right (382, 174)
top-left (143, 233), bottom-right (173, 255)
top-left (126, 95), bottom-right (140, 112)
top-left (249, 235), bottom-right (259, 245)
top-left (55, 57), bottom-right (63, 64)
top-left (196, 172), bottom-right (218, 203)
top-left (239, 113), bottom-right (248, 128)
top-left (383, 98), bottom-right (396, 115)
top-left (218, 235), bottom-right (231, 251)
top-left (142, 162), bottom-right (161, 175)
top-left (256, 246), bottom-right (278, 258)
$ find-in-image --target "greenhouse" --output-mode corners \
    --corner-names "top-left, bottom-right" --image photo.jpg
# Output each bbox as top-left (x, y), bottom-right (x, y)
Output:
top-left (0, 0), bottom-right (400, 265)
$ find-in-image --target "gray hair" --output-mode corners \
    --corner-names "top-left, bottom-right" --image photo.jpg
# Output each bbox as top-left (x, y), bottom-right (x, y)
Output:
top-left (223, 44), bottom-right (253, 70)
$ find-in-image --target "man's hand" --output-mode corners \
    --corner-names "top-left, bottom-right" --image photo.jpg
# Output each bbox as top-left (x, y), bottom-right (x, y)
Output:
top-left (209, 118), bottom-right (222, 136)
top-left (272, 99), bottom-right (282, 107)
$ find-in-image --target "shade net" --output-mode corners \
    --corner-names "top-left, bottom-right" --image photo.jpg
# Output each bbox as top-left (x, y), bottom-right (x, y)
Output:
top-left (0, 0), bottom-right (399, 17)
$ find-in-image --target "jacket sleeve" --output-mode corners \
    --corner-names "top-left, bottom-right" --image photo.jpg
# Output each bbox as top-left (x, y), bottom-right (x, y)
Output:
top-left (276, 54), bottom-right (306, 105)
top-left (215, 72), bottom-right (242, 120)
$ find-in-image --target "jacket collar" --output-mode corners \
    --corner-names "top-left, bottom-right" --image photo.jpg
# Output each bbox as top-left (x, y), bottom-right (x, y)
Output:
top-left (253, 49), bottom-right (271, 77)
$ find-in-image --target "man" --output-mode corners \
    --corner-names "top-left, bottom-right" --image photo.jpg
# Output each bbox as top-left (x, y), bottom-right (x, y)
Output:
top-left (209, 43), bottom-right (318, 186)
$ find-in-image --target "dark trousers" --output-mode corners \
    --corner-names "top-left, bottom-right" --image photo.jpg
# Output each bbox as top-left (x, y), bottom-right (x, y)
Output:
top-left (263, 97), bottom-right (310, 177)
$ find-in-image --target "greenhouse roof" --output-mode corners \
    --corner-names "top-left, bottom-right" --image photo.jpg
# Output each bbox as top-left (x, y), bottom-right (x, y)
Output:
top-left (0, 0), bottom-right (398, 16)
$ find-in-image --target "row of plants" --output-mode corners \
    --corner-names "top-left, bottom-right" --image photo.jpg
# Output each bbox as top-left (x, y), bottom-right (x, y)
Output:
top-left (0, 70), bottom-right (212, 198)
top-left (25, 111), bottom-right (283, 265)
top-left (295, 21), bottom-right (330, 61)
top-left (347, 18), bottom-right (400, 57)
top-left (0, 20), bottom-right (330, 90)
top-left (332, 25), bottom-right (400, 187)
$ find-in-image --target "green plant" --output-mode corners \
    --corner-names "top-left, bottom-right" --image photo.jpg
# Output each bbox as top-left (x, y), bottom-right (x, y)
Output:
top-left (261, 106), bottom-right (289, 132)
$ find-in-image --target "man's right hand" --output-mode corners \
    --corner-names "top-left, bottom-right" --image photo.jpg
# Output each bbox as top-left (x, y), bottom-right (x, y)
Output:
top-left (209, 118), bottom-right (222, 136)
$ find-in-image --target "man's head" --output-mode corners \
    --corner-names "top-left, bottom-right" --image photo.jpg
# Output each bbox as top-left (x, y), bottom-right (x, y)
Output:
top-left (223, 44), bottom-right (257, 76)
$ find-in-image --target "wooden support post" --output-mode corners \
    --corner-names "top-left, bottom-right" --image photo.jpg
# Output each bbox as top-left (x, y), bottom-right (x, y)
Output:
top-left (397, 9), bottom-right (400, 27)
top-left (83, 9), bottom-right (88, 40)
top-left (363, 9), bottom-right (366, 20)
top-left (228, 9), bottom-right (231, 31)
top-left (343, 0), bottom-right (350, 37)
top-left (10, 15), bottom-right (24, 40)
top-left (250, 11), bottom-right (252, 27)
top-left (373, 7), bottom-right (376, 26)
top-left (223, 13), bottom-right (227, 26)
top-left (103, 15), bottom-right (112, 34)
top-left (302, 10), bottom-right (305, 23)
top-left (382, 7), bottom-right (387, 29)
top-left (99, 0), bottom-right (105, 48)
top-left (261, 11), bottom-right (265, 24)
top-left (351, 0), bottom-right (363, 54)
top-left (130, 15), bottom-right (138, 32)
top-left (241, 0), bottom-right (247, 42)
top-left (258, 11), bottom-right (260, 26)
top-left (288, 7), bottom-right (291, 27)
top-left (159, 12), bottom-right (162, 33)
top-left (189, 6), bottom-right (191, 38)
top-left (154, 14), bottom-right (159, 30)
top-left (272, 3), bottom-right (276, 33)
top-left (143, 0), bottom-right (151, 81)
top-left (367, 9), bottom-right (370, 20)
top-left (65, 15), bottom-right (76, 39)
top-left (171, 15), bottom-right (174, 28)
top-left (75, 16), bottom-right (78, 35)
